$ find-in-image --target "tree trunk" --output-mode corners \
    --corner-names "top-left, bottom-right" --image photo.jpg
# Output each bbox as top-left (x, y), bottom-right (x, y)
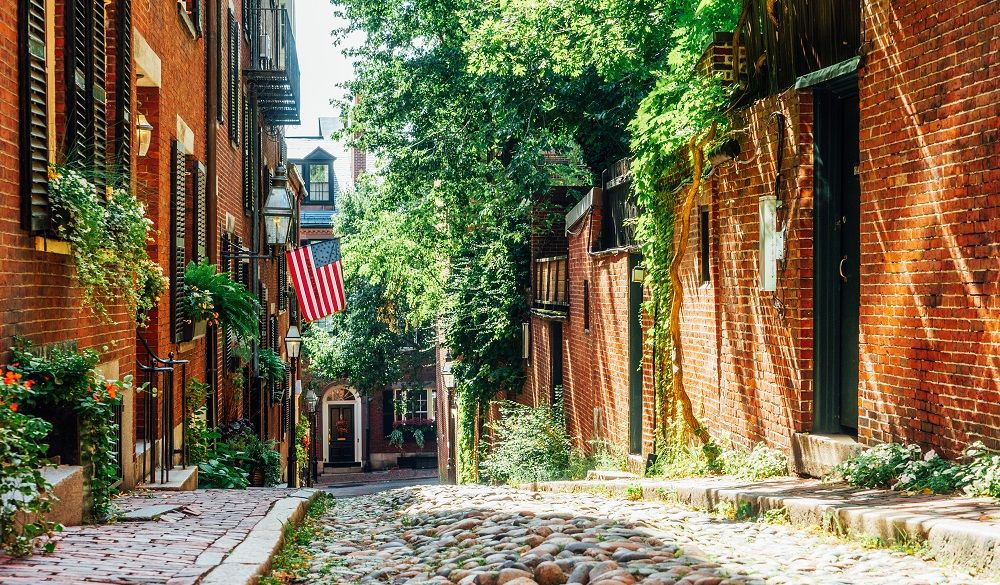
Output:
top-left (667, 123), bottom-right (718, 446)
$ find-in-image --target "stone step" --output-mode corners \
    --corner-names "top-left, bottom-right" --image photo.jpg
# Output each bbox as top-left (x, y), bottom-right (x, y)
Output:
top-left (138, 466), bottom-right (198, 491)
top-left (586, 469), bottom-right (640, 481)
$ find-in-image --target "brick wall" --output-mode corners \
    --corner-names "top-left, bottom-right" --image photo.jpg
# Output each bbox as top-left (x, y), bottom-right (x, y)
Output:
top-left (856, 0), bottom-right (999, 455)
top-left (668, 0), bottom-right (999, 459)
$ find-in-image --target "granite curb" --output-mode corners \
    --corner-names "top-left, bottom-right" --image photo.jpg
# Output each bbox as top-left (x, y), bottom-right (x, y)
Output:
top-left (198, 488), bottom-right (321, 585)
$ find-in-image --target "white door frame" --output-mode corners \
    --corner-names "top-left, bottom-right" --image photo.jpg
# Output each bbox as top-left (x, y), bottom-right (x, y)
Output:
top-left (322, 389), bottom-right (362, 464)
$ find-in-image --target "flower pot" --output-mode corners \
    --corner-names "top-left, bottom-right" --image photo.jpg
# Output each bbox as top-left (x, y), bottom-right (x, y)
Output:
top-left (249, 467), bottom-right (265, 487)
top-left (183, 319), bottom-right (208, 342)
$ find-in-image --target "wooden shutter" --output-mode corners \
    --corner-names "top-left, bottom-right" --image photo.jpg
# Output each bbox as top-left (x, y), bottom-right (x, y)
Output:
top-left (170, 141), bottom-right (188, 344)
top-left (215, 0), bottom-right (223, 122)
top-left (190, 159), bottom-right (208, 260)
top-left (277, 255), bottom-right (287, 310)
top-left (66, 0), bottom-right (91, 161)
top-left (258, 283), bottom-right (267, 344)
top-left (114, 0), bottom-right (133, 174)
top-left (242, 94), bottom-right (253, 213)
top-left (221, 233), bottom-right (233, 368)
top-left (190, 0), bottom-right (204, 37)
top-left (227, 10), bottom-right (239, 142)
top-left (92, 0), bottom-right (108, 177)
top-left (18, 0), bottom-right (51, 233)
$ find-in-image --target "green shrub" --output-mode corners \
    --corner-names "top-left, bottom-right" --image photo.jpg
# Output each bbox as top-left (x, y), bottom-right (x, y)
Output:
top-left (198, 458), bottom-right (250, 489)
top-left (722, 443), bottom-right (788, 480)
top-left (183, 260), bottom-right (261, 339)
top-left (895, 451), bottom-right (963, 494)
top-left (959, 442), bottom-right (1000, 497)
top-left (480, 401), bottom-right (570, 484)
top-left (835, 442), bottom-right (920, 488)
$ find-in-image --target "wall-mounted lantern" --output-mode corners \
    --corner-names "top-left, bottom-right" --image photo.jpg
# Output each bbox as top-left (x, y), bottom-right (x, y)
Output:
top-left (264, 165), bottom-right (294, 245)
top-left (136, 113), bottom-right (153, 157)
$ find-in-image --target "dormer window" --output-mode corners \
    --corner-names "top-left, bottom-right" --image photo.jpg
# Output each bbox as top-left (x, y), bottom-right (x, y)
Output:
top-left (293, 161), bottom-right (335, 206)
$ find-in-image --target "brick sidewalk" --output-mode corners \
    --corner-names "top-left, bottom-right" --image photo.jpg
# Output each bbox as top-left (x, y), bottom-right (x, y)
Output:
top-left (0, 488), bottom-right (296, 585)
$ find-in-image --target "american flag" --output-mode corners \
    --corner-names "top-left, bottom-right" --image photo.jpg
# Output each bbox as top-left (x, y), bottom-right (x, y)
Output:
top-left (286, 240), bottom-right (346, 321)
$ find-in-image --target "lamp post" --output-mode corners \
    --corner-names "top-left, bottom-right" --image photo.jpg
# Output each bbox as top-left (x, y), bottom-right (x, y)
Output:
top-left (284, 325), bottom-right (302, 488)
top-left (441, 361), bottom-right (456, 484)
top-left (264, 166), bottom-right (294, 247)
top-left (305, 387), bottom-right (318, 487)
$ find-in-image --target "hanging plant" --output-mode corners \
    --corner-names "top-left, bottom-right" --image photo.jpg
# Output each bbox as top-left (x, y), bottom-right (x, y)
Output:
top-left (257, 348), bottom-right (286, 385)
top-left (182, 260), bottom-right (261, 340)
top-left (47, 165), bottom-right (163, 326)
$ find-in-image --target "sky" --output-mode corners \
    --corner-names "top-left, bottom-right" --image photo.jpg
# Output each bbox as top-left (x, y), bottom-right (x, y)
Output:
top-left (288, 0), bottom-right (363, 137)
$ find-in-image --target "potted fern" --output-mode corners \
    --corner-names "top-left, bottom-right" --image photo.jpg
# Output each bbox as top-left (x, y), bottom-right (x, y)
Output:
top-left (257, 348), bottom-right (286, 402)
top-left (182, 260), bottom-right (260, 342)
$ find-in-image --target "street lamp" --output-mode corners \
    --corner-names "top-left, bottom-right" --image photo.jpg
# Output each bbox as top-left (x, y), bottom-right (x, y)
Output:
top-left (136, 113), bottom-right (153, 157)
top-left (264, 166), bottom-right (294, 246)
top-left (305, 387), bottom-right (318, 487)
top-left (285, 325), bottom-right (302, 488)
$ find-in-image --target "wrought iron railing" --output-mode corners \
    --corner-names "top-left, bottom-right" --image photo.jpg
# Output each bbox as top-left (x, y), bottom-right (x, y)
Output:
top-left (136, 333), bottom-right (189, 485)
top-left (245, 7), bottom-right (301, 125)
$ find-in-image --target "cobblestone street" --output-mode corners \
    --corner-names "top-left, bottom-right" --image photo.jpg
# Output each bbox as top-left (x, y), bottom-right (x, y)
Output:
top-left (301, 484), bottom-right (995, 585)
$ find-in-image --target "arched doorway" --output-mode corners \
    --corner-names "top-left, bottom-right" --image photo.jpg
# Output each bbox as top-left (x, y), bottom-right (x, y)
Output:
top-left (321, 385), bottom-right (362, 466)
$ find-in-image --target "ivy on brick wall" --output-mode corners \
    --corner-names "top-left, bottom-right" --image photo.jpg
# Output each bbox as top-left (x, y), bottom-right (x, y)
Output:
top-left (47, 165), bottom-right (165, 327)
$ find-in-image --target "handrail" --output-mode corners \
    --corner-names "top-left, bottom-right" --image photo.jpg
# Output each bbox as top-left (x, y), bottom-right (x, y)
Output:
top-left (136, 332), bottom-right (191, 485)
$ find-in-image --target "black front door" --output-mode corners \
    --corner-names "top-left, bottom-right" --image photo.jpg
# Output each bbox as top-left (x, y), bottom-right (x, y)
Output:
top-left (328, 405), bottom-right (355, 464)
top-left (814, 76), bottom-right (860, 433)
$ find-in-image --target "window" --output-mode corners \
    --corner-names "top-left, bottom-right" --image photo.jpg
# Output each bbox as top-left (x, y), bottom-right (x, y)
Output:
top-left (309, 165), bottom-right (330, 201)
top-left (179, 0), bottom-right (203, 38)
top-left (392, 387), bottom-right (434, 422)
top-left (699, 206), bottom-right (711, 283)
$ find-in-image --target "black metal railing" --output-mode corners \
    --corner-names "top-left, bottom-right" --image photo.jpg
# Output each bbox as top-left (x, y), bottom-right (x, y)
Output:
top-left (533, 256), bottom-right (569, 313)
top-left (137, 333), bottom-right (190, 485)
top-left (245, 7), bottom-right (301, 125)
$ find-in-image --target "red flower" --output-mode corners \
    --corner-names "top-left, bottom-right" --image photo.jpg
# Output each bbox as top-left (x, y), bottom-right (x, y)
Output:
top-left (9, 403), bottom-right (17, 412)
top-left (23, 380), bottom-right (33, 389)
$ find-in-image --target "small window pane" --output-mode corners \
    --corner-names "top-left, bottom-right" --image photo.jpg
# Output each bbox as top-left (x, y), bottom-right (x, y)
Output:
top-left (308, 164), bottom-right (330, 202)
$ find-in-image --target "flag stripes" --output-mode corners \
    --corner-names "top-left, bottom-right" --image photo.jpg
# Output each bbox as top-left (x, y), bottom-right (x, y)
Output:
top-left (286, 241), bottom-right (346, 322)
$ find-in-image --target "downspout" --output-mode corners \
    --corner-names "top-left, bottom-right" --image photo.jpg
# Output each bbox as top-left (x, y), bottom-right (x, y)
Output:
top-left (205, 0), bottom-right (220, 428)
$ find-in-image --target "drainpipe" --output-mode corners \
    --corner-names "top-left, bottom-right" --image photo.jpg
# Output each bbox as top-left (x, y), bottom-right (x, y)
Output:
top-left (205, 0), bottom-right (220, 428)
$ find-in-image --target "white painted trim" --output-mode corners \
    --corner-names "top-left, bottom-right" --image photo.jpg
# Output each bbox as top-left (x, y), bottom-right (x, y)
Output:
top-left (322, 389), bottom-right (362, 464)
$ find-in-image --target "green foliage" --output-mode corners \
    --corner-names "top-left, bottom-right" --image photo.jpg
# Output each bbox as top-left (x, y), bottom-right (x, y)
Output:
top-left (259, 495), bottom-right (333, 585)
top-left (11, 342), bottom-right (131, 522)
top-left (958, 442), bottom-right (1000, 497)
top-left (387, 418), bottom-right (436, 449)
top-left (185, 378), bottom-right (211, 465)
top-left (624, 485), bottom-right (644, 501)
top-left (835, 443), bottom-right (921, 489)
top-left (480, 401), bottom-right (571, 484)
top-left (837, 441), bottom-right (1000, 498)
top-left (256, 348), bottom-right (286, 385)
top-left (760, 507), bottom-right (790, 525)
top-left (47, 165), bottom-right (163, 325)
top-left (182, 260), bottom-right (261, 340)
top-left (296, 415), bottom-right (310, 479)
top-left (198, 458), bottom-right (250, 489)
top-left (721, 443), bottom-right (789, 480)
top-left (0, 373), bottom-right (61, 556)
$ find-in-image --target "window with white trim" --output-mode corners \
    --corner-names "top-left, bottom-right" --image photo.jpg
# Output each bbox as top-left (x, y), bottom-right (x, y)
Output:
top-left (393, 387), bottom-right (435, 422)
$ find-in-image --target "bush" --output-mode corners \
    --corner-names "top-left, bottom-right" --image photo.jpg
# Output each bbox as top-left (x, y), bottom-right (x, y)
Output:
top-left (895, 451), bottom-right (963, 494)
top-left (836, 443), bottom-right (920, 488)
top-left (722, 443), bottom-right (789, 480)
top-left (959, 442), bottom-right (1000, 497)
top-left (182, 260), bottom-right (261, 339)
top-left (480, 401), bottom-right (570, 484)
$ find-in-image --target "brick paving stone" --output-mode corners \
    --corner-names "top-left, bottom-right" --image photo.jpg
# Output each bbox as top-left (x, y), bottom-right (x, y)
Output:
top-left (0, 488), bottom-right (295, 585)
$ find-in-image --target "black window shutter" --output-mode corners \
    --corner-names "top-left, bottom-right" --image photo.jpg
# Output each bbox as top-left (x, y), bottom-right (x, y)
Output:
top-left (277, 255), bottom-right (287, 310)
top-left (382, 389), bottom-right (394, 437)
top-left (227, 10), bottom-right (239, 142)
top-left (258, 282), bottom-right (267, 344)
top-left (221, 232), bottom-right (233, 367)
top-left (170, 140), bottom-right (188, 344)
top-left (191, 159), bottom-right (208, 260)
top-left (92, 0), bottom-right (108, 178)
top-left (18, 0), bottom-right (51, 233)
top-left (65, 0), bottom-right (91, 162)
top-left (215, 0), bottom-right (223, 122)
top-left (114, 0), bottom-right (133, 175)
top-left (191, 0), bottom-right (204, 37)
top-left (242, 94), bottom-right (253, 213)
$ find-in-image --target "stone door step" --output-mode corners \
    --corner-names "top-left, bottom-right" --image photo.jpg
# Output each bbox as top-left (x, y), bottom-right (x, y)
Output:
top-left (138, 466), bottom-right (198, 491)
top-left (586, 469), bottom-right (640, 481)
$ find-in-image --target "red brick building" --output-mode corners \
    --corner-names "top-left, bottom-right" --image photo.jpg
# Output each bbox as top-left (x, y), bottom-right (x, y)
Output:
top-left (8, 0), bottom-right (305, 503)
top-left (520, 0), bottom-right (999, 475)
